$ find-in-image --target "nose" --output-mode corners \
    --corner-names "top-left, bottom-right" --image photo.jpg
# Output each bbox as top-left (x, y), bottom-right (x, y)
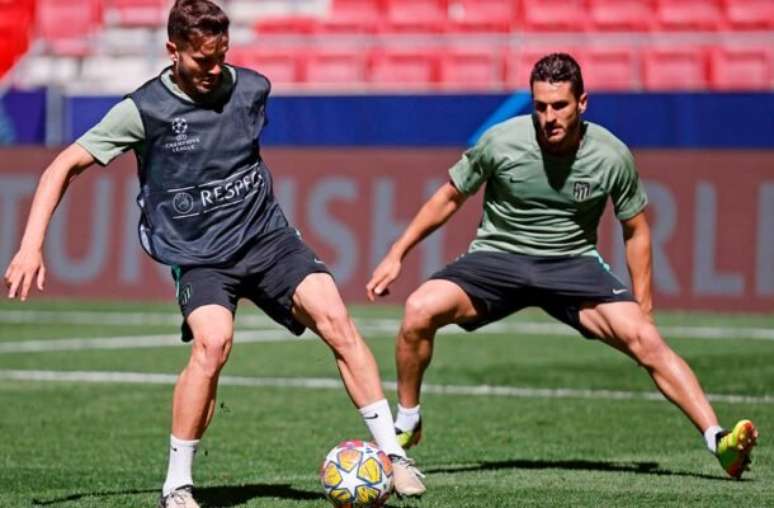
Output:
top-left (544, 106), bottom-right (556, 123)
top-left (209, 63), bottom-right (222, 77)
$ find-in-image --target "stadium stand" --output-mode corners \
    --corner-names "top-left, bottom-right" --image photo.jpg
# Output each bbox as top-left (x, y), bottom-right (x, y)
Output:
top-left (37, 0), bottom-right (102, 57)
top-left (104, 0), bottom-right (168, 27)
top-left (0, 0), bottom-right (35, 77)
top-left (642, 47), bottom-right (709, 90)
top-left (3, 0), bottom-right (774, 92)
top-left (447, 0), bottom-right (515, 33)
top-left (317, 0), bottom-right (382, 34)
top-left (383, 0), bottom-right (448, 33)
top-left (723, 0), bottom-right (774, 30)
top-left (582, 47), bottom-right (640, 91)
top-left (519, 0), bottom-right (590, 32)
top-left (228, 45), bottom-right (302, 85)
top-left (369, 47), bottom-right (440, 88)
top-left (304, 48), bottom-right (369, 88)
top-left (709, 46), bottom-right (774, 90)
top-left (588, 0), bottom-right (655, 31)
top-left (439, 46), bottom-right (504, 89)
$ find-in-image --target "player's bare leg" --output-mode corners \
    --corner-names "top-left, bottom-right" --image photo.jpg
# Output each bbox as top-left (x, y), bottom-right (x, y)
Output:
top-left (397, 280), bottom-right (480, 407)
top-left (161, 304), bottom-right (234, 506)
top-left (579, 301), bottom-right (717, 432)
top-left (395, 280), bottom-right (481, 449)
top-left (292, 273), bottom-right (425, 496)
top-left (292, 273), bottom-right (384, 407)
top-left (579, 301), bottom-right (758, 479)
top-left (173, 305), bottom-right (234, 438)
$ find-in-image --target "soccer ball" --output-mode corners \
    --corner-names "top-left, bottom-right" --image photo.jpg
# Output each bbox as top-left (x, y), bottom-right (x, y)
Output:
top-left (320, 440), bottom-right (393, 507)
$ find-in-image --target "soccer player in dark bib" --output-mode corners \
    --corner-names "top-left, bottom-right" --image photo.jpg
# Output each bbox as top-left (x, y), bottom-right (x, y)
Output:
top-left (4, 1), bottom-right (425, 506)
top-left (367, 53), bottom-right (757, 481)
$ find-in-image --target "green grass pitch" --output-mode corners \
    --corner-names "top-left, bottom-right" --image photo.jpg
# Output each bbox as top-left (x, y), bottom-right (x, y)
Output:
top-left (0, 299), bottom-right (771, 507)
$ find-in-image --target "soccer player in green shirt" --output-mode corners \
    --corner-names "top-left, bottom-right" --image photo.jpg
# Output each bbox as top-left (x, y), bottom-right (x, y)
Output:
top-left (367, 53), bottom-right (757, 480)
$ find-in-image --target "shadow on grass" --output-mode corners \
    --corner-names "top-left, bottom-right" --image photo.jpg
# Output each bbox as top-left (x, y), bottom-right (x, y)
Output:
top-left (427, 458), bottom-right (721, 480)
top-left (32, 483), bottom-right (324, 506)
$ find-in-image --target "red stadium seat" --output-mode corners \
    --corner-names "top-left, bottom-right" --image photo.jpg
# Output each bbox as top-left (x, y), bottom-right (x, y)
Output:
top-left (588, 0), bottom-right (656, 31)
top-left (105, 0), bottom-right (167, 27)
top-left (723, 0), bottom-right (774, 30)
top-left (642, 47), bottom-right (709, 90)
top-left (582, 47), bottom-right (639, 91)
top-left (709, 47), bottom-right (774, 90)
top-left (383, 0), bottom-right (448, 33)
top-left (304, 49), bottom-right (368, 88)
top-left (0, 0), bottom-right (33, 57)
top-left (656, 0), bottom-right (725, 30)
top-left (318, 0), bottom-right (382, 33)
top-left (369, 48), bottom-right (440, 88)
top-left (228, 46), bottom-right (302, 86)
top-left (254, 16), bottom-right (318, 35)
top-left (519, 0), bottom-right (589, 32)
top-left (505, 47), bottom-right (581, 89)
top-left (447, 0), bottom-right (515, 33)
top-left (439, 47), bottom-right (504, 90)
top-left (37, 0), bottom-right (103, 56)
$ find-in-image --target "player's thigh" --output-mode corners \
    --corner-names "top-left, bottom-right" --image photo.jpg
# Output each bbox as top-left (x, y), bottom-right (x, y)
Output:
top-left (176, 265), bottom-right (238, 343)
top-left (579, 300), bottom-right (655, 355)
top-left (291, 272), bottom-right (349, 332)
top-left (404, 279), bottom-right (482, 328)
top-left (186, 304), bottom-right (235, 357)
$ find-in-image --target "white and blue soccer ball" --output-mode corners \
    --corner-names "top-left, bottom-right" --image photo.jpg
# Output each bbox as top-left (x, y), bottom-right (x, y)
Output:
top-left (320, 440), bottom-right (393, 507)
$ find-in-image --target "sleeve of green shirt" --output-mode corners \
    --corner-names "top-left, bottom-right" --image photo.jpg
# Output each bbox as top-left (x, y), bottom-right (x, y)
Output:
top-left (610, 148), bottom-right (648, 220)
top-left (448, 133), bottom-right (496, 196)
top-left (76, 98), bottom-right (144, 166)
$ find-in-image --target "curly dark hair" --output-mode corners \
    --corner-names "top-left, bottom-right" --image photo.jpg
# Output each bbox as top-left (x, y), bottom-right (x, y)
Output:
top-left (168, 0), bottom-right (229, 47)
top-left (529, 53), bottom-right (584, 99)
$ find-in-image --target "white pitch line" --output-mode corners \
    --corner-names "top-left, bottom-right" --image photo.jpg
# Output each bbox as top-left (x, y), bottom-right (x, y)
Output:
top-left (3, 309), bottom-right (774, 341)
top-left (1, 369), bottom-right (772, 405)
top-left (2, 320), bottom-right (774, 354)
top-left (0, 329), bottom-right (311, 353)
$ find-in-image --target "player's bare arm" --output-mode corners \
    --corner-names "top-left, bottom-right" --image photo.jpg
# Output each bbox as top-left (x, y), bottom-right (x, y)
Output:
top-left (366, 181), bottom-right (467, 301)
top-left (4, 143), bottom-right (95, 300)
top-left (621, 211), bottom-right (654, 318)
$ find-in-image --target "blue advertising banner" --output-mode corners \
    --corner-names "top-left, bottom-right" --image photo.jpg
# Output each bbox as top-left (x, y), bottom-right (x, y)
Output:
top-left (0, 88), bottom-right (46, 145)
top-left (63, 92), bottom-right (774, 149)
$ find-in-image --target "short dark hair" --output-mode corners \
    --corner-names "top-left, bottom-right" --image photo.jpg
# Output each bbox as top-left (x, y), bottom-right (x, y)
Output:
top-left (529, 53), bottom-right (584, 98)
top-left (168, 0), bottom-right (229, 47)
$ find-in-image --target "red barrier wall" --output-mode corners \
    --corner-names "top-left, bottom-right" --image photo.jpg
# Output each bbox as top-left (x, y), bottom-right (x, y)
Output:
top-left (1, 147), bottom-right (772, 312)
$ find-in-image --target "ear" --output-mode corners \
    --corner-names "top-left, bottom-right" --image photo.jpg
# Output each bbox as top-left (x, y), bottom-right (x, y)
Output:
top-left (577, 92), bottom-right (588, 114)
top-left (166, 41), bottom-right (178, 63)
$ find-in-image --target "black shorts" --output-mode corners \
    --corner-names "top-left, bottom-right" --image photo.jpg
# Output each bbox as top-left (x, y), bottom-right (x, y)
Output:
top-left (430, 250), bottom-right (635, 338)
top-left (172, 227), bottom-right (331, 342)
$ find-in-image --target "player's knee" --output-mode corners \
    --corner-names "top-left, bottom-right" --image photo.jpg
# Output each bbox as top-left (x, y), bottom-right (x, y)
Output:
top-left (402, 292), bottom-right (440, 335)
top-left (628, 325), bottom-right (667, 368)
top-left (315, 306), bottom-right (356, 347)
top-left (191, 331), bottom-right (233, 378)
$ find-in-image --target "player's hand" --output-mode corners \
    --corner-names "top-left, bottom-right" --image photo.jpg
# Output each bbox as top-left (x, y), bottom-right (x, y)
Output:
top-left (366, 254), bottom-right (402, 301)
top-left (4, 249), bottom-right (46, 301)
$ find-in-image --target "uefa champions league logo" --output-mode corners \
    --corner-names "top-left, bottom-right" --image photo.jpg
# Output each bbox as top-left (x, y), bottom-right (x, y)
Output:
top-left (172, 192), bottom-right (195, 215)
top-left (171, 117), bottom-right (188, 136)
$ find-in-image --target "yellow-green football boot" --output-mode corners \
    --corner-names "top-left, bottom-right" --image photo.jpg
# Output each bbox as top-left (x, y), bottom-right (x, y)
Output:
top-left (716, 419), bottom-right (758, 479)
top-left (395, 419), bottom-right (422, 450)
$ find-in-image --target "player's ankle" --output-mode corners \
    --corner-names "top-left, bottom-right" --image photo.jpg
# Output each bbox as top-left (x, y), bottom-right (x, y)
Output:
top-left (395, 403), bottom-right (420, 431)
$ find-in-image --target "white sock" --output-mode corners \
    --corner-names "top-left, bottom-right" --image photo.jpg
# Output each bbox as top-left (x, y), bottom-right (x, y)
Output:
top-left (359, 399), bottom-right (406, 458)
top-left (704, 425), bottom-right (724, 453)
top-left (395, 403), bottom-right (421, 432)
top-left (162, 435), bottom-right (199, 496)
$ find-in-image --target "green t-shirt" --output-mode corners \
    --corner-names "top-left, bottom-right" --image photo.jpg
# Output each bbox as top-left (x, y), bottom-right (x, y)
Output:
top-left (76, 66), bottom-right (237, 165)
top-left (450, 114), bottom-right (648, 257)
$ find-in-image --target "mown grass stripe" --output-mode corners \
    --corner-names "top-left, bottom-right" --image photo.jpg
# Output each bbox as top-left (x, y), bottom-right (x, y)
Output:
top-left (1, 369), bottom-right (771, 405)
